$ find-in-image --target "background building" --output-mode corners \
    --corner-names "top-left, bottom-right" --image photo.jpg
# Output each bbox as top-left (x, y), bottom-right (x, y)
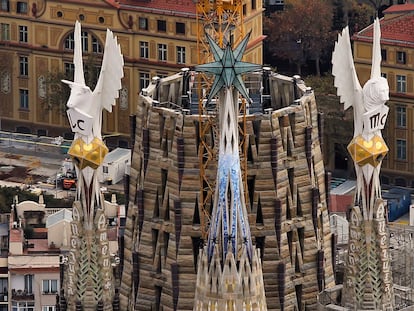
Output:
top-left (0, 0), bottom-right (264, 147)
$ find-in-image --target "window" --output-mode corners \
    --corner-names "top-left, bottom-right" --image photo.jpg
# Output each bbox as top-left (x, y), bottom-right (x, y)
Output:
top-left (177, 46), bottom-right (186, 64)
top-left (12, 302), bottom-right (34, 311)
top-left (397, 139), bottom-right (407, 160)
top-left (19, 25), bottom-right (28, 43)
top-left (157, 20), bottom-right (166, 32)
top-left (19, 89), bottom-right (29, 109)
top-left (252, 0), bottom-right (257, 10)
top-left (16, 1), bottom-right (27, 13)
top-left (92, 36), bottom-right (102, 53)
top-left (157, 72), bottom-right (168, 79)
top-left (19, 56), bottom-right (28, 77)
top-left (140, 41), bottom-right (149, 59)
top-left (397, 75), bottom-right (406, 93)
top-left (396, 106), bottom-right (406, 128)
top-left (81, 31), bottom-right (88, 52)
top-left (64, 62), bottom-right (75, 79)
top-left (103, 166), bottom-right (108, 174)
top-left (139, 17), bottom-right (148, 30)
top-left (1, 23), bottom-right (9, 40)
top-left (243, 4), bottom-right (247, 15)
top-left (42, 307), bottom-right (55, 311)
top-left (176, 22), bottom-right (185, 35)
top-left (24, 274), bottom-right (33, 294)
top-left (0, 0), bottom-right (9, 12)
top-left (381, 49), bottom-right (387, 61)
top-left (42, 279), bottom-right (58, 294)
top-left (140, 72), bottom-right (150, 90)
top-left (65, 32), bottom-right (102, 52)
top-left (158, 44), bottom-right (167, 61)
top-left (65, 33), bottom-right (74, 50)
top-left (397, 51), bottom-right (406, 64)
top-left (0, 277), bottom-right (7, 302)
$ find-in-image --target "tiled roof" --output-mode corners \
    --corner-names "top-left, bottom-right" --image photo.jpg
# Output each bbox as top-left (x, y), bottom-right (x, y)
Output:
top-left (105, 0), bottom-right (196, 17)
top-left (383, 3), bottom-right (414, 13)
top-left (353, 12), bottom-right (414, 48)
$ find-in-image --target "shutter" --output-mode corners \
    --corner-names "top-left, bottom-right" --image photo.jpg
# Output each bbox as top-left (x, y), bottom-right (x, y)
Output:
top-left (150, 41), bottom-right (156, 59)
top-left (407, 74), bottom-right (413, 93)
top-left (388, 72), bottom-right (395, 92)
top-left (168, 43), bottom-right (174, 62)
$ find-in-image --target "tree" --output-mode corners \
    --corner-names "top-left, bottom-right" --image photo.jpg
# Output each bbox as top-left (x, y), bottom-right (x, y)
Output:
top-left (348, 1), bottom-right (375, 34)
top-left (264, 0), bottom-right (334, 76)
top-left (43, 54), bottom-right (101, 114)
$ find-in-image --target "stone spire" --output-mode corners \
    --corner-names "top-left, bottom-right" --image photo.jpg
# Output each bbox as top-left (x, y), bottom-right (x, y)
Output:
top-left (332, 18), bottom-right (394, 310)
top-left (58, 21), bottom-right (124, 311)
top-left (193, 33), bottom-right (267, 310)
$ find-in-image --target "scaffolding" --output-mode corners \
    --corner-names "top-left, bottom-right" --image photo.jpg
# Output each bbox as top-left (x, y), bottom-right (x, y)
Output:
top-left (195, 0), bottom-right (246, 241)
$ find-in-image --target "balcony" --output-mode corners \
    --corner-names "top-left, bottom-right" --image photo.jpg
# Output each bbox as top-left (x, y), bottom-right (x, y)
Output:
top-left (11, 289), bottom-right (34, 301)
top-left (0, 293), bottom-right (7, 302)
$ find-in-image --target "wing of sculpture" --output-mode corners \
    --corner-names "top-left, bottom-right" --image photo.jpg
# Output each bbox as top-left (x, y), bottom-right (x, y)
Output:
top-left (73, 21), bottom-right (86, 86)
top-left (332, 26), bottom-right (363, 111)
top-left (92, 29), bottom-right (124, 113)
top-left (371, 18), bottom-right (382, 80)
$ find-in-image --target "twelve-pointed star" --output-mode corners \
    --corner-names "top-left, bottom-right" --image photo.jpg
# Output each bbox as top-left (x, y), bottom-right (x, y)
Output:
top-left (195, 32), bottom-right (262, 104)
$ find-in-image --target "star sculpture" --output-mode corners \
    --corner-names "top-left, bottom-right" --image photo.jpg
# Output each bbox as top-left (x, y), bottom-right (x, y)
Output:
top-left (195, 32), bottom-right (262, 104)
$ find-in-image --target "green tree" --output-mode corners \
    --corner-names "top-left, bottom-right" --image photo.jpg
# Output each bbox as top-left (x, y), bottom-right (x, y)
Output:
top-left (43, 54), bottom-right (102, 114)
top-left (0, 187), bottom-right (73, 213)
top-left (348, 1), bottom-right (375, 34)
top-left (264, 0), bottom-right (334, 76)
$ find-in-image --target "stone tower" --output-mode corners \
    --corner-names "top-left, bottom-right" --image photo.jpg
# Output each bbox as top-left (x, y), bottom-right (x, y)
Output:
top-left (57, 21), bottom-right (124, 311)
top-left (119, 62), bottom-right (336, 309)
top-left (329, 18), bottom-right (394, 310)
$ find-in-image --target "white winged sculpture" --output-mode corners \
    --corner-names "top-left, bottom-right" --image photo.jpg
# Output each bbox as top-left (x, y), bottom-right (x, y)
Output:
top-left (62, 21), bottom-right (124, 229)
top-left (332, 18), bottom-right (389, 220)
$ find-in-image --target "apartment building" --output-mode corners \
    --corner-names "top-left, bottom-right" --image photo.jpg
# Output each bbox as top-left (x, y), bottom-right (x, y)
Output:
top-left (353, 3), bottom-right (414, 186)
top-left (3, 194), bottom-right (122, 311)
top-left (0, 0), bottom-right (264, 147)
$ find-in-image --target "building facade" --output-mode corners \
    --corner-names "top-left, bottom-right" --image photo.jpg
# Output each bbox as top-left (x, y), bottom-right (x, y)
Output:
top-left (353, 3), bottom-right (414, 186)
top-left (0, 0), bottom-right (264, 147)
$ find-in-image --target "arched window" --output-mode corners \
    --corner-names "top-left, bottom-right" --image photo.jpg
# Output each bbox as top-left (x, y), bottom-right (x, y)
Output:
top-left (64, 31), bottom-right (102, 53)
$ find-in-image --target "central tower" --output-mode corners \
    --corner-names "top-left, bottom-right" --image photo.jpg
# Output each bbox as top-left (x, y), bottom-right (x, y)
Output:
top-left (193, 33), bottom-right (266, 310)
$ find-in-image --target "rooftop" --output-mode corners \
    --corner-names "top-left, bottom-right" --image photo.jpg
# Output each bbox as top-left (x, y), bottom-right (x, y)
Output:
top-left (46, 208), bottom-right (72, 228)
top-left (105, 0), bottom-right (196, 17)
top-left (353, 8), bottom-right (414, 48)
top-left (104, 148), bottom-right (130, 164)
top-left (383, 3), bottom-right (414, 14)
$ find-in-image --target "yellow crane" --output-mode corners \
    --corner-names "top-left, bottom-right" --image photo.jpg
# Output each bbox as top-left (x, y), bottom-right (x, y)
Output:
top-left (196, 0), bottom-right (248, 241)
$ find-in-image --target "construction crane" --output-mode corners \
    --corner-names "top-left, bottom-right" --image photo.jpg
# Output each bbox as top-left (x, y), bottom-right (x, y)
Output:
top-left (195, 0), bottom-right (248, 241)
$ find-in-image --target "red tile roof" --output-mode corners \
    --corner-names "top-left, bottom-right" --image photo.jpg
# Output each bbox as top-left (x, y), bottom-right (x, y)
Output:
top-left (383, 3), bottom-right (414, 14)
top-left (105, 0), bottom-right (196, 17)
top-left (353, 13), bottom-right (414, 48)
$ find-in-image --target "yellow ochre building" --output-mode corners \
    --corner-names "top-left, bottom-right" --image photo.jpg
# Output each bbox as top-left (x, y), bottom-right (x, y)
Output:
top-left (0, 0), bottom-right (264, 147)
